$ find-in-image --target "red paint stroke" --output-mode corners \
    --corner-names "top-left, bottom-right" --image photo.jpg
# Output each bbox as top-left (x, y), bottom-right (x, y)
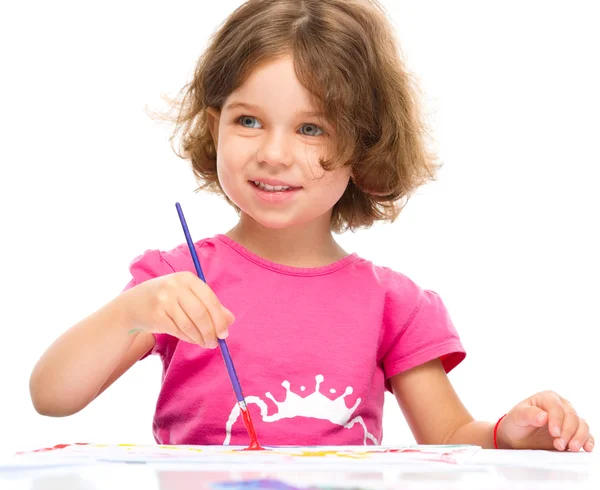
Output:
top-left (17, 442), bottom-right (89, 455)
top-left (240, 406), bottom-right (264, 451)
top-left (387, 448), bottom-right (458, 464)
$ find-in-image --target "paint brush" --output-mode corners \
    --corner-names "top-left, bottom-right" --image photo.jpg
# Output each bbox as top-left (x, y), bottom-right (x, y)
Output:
top-left (175, 202), bottom-right (262, 450)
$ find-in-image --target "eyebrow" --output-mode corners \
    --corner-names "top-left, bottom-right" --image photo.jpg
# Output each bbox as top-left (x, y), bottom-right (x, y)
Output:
top-left (223, 101), bottom-right (324, 118)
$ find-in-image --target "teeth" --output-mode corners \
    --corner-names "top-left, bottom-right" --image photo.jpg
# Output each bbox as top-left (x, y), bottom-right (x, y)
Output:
top-left (254, 181), bottom-right (292, 192)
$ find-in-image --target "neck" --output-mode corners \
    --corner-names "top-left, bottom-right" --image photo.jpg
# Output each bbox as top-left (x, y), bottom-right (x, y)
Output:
top-left (226, 213), bottom-right (348, 268)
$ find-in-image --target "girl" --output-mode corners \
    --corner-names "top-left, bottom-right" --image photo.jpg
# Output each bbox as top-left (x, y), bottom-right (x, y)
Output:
top-left (30, 0), bottom-right (593, 451)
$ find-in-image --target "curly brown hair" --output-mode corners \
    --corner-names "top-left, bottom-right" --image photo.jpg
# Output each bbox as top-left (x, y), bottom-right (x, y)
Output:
top-left (160, 0), bottom-right (440, 233)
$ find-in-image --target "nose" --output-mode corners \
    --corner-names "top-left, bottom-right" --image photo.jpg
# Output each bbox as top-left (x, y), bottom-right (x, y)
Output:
top-left (256, 129), bottom-right (293, 167)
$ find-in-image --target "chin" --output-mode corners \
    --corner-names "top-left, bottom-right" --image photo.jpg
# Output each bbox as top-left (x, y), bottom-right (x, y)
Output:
top-left (251, 215), bottom-right (301, 230)
top-left (243, 207), bottom-right (314, 230)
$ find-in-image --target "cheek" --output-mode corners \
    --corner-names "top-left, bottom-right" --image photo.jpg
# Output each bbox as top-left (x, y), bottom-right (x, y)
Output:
top-left (313, 167), bottom-right (351, 203)
top-left (216, 132), bottom-right (254, 169)
top-left (215, 138), bottom-right (257, 210)
top-left (216, 135), bottom-right (245, 175)
top-left (215, 147), bottom-right (241, 201)
top-left (304, 146), bottom-right (350, 192)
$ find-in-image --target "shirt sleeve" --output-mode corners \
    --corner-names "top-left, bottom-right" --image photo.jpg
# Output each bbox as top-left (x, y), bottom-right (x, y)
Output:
top-left (379, 274), bottom-right (466, 392)
top-left (122, 249), bottom-right (178, 361)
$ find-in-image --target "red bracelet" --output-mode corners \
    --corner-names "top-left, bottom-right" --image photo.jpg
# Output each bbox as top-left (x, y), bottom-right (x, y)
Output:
top-left (494, 414), bottom-right (507, 449)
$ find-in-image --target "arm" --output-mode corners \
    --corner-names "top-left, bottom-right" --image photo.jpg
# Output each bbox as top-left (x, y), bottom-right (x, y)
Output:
top-left (30, 269), bottom-right (234, 418)
top-left (390, 358), bottom-right (498, 448)
top-left (29, 293), bottom-right (155, 417)
top-left (392, 359), bottom-right (595, 451)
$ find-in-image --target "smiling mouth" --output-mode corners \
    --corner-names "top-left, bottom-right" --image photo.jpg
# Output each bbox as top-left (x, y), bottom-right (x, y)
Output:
top-left (251, 181), bottom-right (302, 192)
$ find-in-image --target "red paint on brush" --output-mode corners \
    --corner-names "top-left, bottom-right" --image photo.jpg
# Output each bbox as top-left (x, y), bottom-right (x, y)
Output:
top-left (240, 406), bottom-right (264, 450)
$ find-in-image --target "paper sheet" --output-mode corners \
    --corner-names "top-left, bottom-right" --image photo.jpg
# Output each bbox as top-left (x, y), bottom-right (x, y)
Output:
top-left (3, 443), bottom-right (481, 471)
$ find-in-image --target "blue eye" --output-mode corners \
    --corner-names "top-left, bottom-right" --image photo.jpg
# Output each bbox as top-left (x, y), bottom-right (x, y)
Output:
top-left (300, 124), bottom-right (324, 136)
top-left (236, 116), bottom-right (324, 136)
top-left (238, 116), bottom-right (262, 129)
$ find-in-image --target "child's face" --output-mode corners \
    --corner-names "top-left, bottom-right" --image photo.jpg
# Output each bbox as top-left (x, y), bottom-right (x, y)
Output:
top-left (208, 56), bottom-right (351, 231)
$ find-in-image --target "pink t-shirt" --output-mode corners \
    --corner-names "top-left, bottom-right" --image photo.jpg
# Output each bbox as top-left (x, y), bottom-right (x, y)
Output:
top-left (126, 235), bottom-right (465, 446)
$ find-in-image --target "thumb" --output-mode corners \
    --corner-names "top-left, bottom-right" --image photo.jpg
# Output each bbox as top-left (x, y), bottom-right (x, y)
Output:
top-left (513, 405), bottom-right (548, 428)
top-left (223, 306), bottom-right (235, 325)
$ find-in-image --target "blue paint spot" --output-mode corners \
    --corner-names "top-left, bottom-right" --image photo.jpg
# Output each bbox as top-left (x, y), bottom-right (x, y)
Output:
top-left (211, 480), bottom-right (303, 490)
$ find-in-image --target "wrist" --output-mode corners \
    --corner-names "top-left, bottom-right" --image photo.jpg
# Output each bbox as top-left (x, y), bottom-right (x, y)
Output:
top-left (106, 293), bottom-right (138, 335)
top-left (494, 414), bottom-right (510, 449)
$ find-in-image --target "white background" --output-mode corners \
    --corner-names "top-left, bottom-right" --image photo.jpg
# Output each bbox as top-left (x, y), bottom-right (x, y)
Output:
top-left (1, 1), bottom-right (598, 454)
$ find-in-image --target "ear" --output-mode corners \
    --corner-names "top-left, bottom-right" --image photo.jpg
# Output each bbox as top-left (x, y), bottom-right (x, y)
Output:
top-left (206, 107), bottom-right (221, 147)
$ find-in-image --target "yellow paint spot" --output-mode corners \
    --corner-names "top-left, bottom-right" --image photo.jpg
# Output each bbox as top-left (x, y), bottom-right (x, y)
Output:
top-left (337, 452), bottom-right (369, 459)
top-left (295, 450), bottom-right (337, 457)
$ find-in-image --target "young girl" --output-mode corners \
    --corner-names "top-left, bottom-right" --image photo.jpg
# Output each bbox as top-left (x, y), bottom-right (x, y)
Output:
top-left (30, 0), bottom-right (593, 452)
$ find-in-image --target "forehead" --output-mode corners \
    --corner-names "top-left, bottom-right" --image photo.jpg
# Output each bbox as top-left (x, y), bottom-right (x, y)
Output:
top-left (223, 56), bottom-right (319, 115)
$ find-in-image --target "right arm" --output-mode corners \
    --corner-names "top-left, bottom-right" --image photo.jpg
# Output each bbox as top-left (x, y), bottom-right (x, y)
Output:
top-left (29, 294), bottom-right (155, 417)
top-left (29, 272), bottom-right (234, 417)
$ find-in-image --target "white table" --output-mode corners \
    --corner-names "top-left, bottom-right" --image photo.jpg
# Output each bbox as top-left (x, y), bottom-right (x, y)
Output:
top-left (1, 448), bottom-right (598, 489)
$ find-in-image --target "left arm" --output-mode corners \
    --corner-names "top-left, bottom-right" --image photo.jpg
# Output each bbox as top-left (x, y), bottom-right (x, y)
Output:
top-left (390, 359), bottom-right (497, 447)
top-left (391, 359), bottom-right (594, 451)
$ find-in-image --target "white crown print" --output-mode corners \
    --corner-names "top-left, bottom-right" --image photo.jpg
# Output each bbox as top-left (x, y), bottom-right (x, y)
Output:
top-left (264, 375), bottom-right (360, 424)
top-left (223, 374), bottom-right (378, 445)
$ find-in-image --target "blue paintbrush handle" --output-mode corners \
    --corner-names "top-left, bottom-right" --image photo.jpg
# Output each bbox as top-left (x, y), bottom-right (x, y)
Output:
top-left (175, 202), bottom-right (245, 404)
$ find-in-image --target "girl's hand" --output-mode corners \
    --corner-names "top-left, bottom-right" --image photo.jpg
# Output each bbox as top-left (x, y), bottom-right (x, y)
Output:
top-left (497, 391), bottom-right (594, 451)
top-left (118, 272), bottom-right (235, 348)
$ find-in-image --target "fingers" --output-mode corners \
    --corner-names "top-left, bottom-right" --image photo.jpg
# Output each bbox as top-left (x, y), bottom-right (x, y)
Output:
top-left (536, 392), bottom-right (591, 452)
top-left (177, 285), bottom-right (220, 348)
top-left (223, 307), bottom-right (235, 326)
top-left (152, 272), bottom-right (234, 348)
top-left (555, 411), bottom-right (579, 451)
top-left (511, 392), bottom-right (593, 452)
top-left (164, 303), bottom-right (203, 346)
top-left (176, 289), bottom-right (213, 347)
top-left (186, 274), bottom-right (234, 341)
top-left (514, 405), bottom-right (548, 428)
top-left (565, 417), bottom-right (591, 452)
top-left (539, 392), bottom-right (566, 440)
top-left (583, 434), bottom-right (595, 452)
